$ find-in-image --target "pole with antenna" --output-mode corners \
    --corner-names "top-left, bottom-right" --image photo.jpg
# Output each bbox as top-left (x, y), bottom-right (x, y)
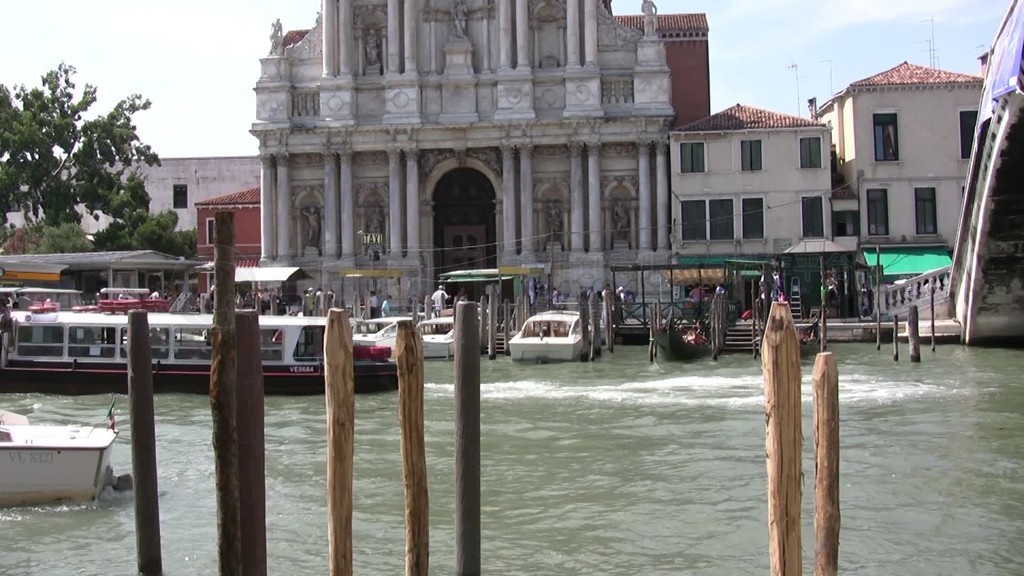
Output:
top-left (820, 59), bottom-right (833, 96)
top-left (788, 63), bottom-right (803, 117)
top-left (922, 18), bottom-right (937, 67)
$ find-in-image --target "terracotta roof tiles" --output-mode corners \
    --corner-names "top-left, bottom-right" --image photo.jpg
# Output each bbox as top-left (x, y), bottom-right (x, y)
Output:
top-left (677, 104), bottom-right (824, 132)
top-left (283, 29), bottom-right (310, 48)
top-left (614, 13), bottom-right (708, 32)
top-left (850, 61), bottom-right (982, 88)
top-left (195, 187), bottom-right (261, 207)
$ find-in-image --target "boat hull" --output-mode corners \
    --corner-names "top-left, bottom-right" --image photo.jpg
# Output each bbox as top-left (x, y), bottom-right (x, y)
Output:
top-left (0, 438), bottom-right (115, 507)
top-left (421, 338), bottom-right (454, 359)
top-left (0, 360), bottom-right (397, 396)
top-left (653, 329), bottom-right (711, 362)
top-left (508, 338), bottom-right (583, 362)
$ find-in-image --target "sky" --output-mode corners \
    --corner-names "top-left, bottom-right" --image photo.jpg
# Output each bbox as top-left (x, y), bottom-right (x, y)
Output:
top-left (1, 0), bottom-right (1009, 158)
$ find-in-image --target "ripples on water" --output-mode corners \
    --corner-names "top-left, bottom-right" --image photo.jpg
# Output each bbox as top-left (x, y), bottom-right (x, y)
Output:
top-left (2, 343), bottom-right (1023, 576)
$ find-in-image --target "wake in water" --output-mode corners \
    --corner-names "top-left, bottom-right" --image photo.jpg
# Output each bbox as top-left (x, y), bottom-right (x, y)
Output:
top-left (426, 371), bottom-right (964, 408)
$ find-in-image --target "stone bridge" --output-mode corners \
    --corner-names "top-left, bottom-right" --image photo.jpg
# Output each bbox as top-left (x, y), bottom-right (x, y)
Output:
top-left (951, 0), bottom-right (1024, 345)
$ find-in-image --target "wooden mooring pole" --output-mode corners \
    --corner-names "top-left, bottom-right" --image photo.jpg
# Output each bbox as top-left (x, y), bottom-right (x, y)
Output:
top-left (454, 302), bottom-right (481, 576)
top-left (487, 288), bottom-right (497, 360)
top-left (236, 311), bottom-right (267, 576)
top-left (819, 255), bottom-right (827, 353)
top-left (892, 315), bottom-right (899, 362)
top-left (908, 305), bottom-right (921, 363)
top-left (761, 302), bottom-right (802, 576)
top-left (813, 352), bottom-right (840, 576)
top-left (602, 287), bottom-right (614, 353)
top-left (875, 246), bottom-right (882, 351)
top-left (588, 291), bottom-right (599, 361)
top-left (396, 321), bottom-right (429, 576)
top-left (210, 212), bottom-right (241, 575)
top-left (325, 309), bottom-right (354, 576)
top-left (128, 310), bottom-right (163, 576)
top-left (930, 285), bottom-right (936, 352)
top-left (503, 300), bottom-right (511, 356)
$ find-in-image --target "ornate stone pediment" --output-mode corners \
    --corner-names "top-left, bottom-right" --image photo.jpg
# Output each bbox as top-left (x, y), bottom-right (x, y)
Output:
top-left (597, 3), bottom-right (641, 51)
top-left (355, 181), bottom-right (388, 204)
top-left (600, 142), bottom-right (637, 157)
top-left (601, 175), bottom-right (638, 195)
top-left (287, 19), bottom-right (323, 60)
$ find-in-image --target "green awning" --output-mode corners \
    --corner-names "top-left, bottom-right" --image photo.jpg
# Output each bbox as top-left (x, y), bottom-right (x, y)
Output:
top-left (862, 246), bottom-right (952, 281)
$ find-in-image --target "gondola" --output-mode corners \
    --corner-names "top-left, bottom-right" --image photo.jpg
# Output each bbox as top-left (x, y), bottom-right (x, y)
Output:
top-left (652, 316), bottom-right (711, 362)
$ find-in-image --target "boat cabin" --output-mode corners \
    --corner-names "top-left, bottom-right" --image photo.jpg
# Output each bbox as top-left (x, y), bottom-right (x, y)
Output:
top-left (5, 311), bottom-right (342, 366)
top-left (0, 288), bottom-right (84, 312)
top-left (520, 314), bottom-right (579, 339)
top-left (418, 318), bottom-right (454, 337)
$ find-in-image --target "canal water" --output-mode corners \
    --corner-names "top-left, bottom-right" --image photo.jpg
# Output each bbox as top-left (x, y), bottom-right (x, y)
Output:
top-left (2, 343), bottom-right (1023, 576)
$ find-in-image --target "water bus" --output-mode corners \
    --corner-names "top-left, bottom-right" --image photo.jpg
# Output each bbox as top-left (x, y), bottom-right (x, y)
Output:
top-left (0, 310), bottom-right (397, 395)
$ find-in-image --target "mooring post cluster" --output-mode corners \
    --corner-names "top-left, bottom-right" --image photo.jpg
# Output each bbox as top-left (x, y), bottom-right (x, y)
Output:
top-left (761, 301), bottom-right (840, 576)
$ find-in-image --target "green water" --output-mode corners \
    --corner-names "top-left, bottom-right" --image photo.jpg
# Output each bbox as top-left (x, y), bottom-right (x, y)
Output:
top-left (2, 343), bottom-right (1023, 575)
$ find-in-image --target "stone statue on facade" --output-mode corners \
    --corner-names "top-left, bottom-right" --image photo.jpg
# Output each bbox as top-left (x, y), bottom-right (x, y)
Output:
top-left (612, 200), bottom-right (631, 248)
top-left (450, 0), bottom-right (469, 40)
top-left (366, 205), bottom-right (384, 234)
top-left (547, 202), bottom-right (564, 238)
top-left (641, 0), bottom-right (658, 37)
top-left (302, 206), bottom-right (322, 250)
top-left (365, 29), bottom-right (382, 74)
top-left (269, 18), bottom-right (284, 56)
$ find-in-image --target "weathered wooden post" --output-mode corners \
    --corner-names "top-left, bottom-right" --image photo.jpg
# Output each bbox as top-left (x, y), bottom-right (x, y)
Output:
top-left (930, 284), bottom-right (936, 352)
top-left (503, 300), bottom-right (511, 356)
top-left (602, 287), bottom-right (614, 353)
top-left (478, 295), bottom-right (487, 354)
top-left (454, 302), bottom-right (481, 576)
top-left (210, 212), bottom-right (241, 576)
top-left (588, 291), bottom-right (599, 361)
top-left (235, 311), bottom-right (267, 576)
top-left (580, 295), bottom-right (591, 363)
top-left (813, 352), bottom-right (840, 576)
top-left (128, 310), bottom-right (162, 576)
top-left (487, 287), bottom-right (497, 361)
top-left (648, 301), bottom-right (659, 362)
top-left (819, 255), bottom-right (828, 353)
top-left (908, 305), bottom-right (921, 363)
top-left (325, 309), bottom-right (354, 576)
top-left (892, 315), bottom-right (899, 362)
top-left (423, 294), bottom-right (432, 321)
top-left (875, 246), bottom-right (882, 351)
top-left (396, 321), bottom-right (429, 576)
top-left (761, 302), bottom-right (802, 576)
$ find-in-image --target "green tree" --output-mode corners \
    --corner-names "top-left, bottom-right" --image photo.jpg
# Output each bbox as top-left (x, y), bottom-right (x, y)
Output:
top-left (93, 209), bottom-right (196, 258)
top-left (0, 63), bottom-right (159, 226)
top-left (36, 222), bottom-right (93, 254)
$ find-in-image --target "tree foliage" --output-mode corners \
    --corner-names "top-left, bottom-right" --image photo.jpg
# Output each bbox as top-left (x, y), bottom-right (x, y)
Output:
top-left (0, 63), bottom-right (159, 226)
top-left (0, 222), bottom-right (92, 255)
top-left (93, 209), bottom-right (196, 258)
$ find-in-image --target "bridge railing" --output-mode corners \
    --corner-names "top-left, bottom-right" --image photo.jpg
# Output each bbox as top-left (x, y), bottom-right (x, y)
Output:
top-left (880, 266), bottom-right (951, 319)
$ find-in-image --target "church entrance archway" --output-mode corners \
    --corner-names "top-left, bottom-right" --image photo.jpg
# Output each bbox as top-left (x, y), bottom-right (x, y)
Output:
top-left (432, 168), bottom-right (497, 277)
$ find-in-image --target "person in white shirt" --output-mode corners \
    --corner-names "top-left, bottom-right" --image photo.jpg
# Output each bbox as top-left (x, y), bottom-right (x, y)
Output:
top-left (431, 285), bottom-right (449, 312)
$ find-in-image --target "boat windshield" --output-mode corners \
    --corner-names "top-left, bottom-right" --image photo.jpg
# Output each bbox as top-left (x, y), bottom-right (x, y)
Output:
top-left (418, 322), bottom-right (453, 336)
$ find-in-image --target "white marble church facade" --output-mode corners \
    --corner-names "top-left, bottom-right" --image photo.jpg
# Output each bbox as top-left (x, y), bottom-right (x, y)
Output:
top-left (252, 0), bottom-right (675, 296)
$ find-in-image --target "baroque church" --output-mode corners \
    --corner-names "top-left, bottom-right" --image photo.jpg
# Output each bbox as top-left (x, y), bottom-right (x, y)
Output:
top-left (252, 0), bottom-right (696, 296)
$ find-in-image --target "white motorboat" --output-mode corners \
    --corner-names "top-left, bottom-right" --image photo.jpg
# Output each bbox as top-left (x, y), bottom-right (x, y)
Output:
top-left (507, 310), bottom-right (584, 362)
top-left (351, 317), bottom-right (412, 352)
top-left (417, 316), bottom-right (455, 359)
top-left (0, 409), bottom-right (117, 507)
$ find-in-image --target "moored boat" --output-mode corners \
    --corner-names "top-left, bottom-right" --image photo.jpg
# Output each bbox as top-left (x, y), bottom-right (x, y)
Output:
top-left (0, 409), bottom-right (117, 507)
top-left (352, 316), bottom-right (413, 352)
top-left (0, 310), bottom-right (397, 395)
top-left (417, 316), bottom-right (455, 359)
top-left (653, 320), bottom-right (711, 362)
top-left (507, 310), bottom-right (584, 362)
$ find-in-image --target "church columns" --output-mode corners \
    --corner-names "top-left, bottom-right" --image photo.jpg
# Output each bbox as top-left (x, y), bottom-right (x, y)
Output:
top-left (405, 150), bottom-right (420, 259)
top-left (515, 0), bottom-right (529, 69)
top-left (587, 143), bottom-right (602, 251)
top-left (655, 141), bottom-right (669, 251)
top-left (338, 0), bottom-right (353, 74)
top-left (519, 145), bottom-right (534, 254)
top-left (502, 145), bottom-right (517, 255)
top-left (260, 155), bottom-right (275, 261)
top-left (499, 0), bottom-right (514, 70)
top-left (322, 0), bottom-right (338, 76)
top-left (387, 148), bottom-right (402, 254)
top-left (403, 0), bottom-right (417, 74)
top-left (583, 0), bottom-right (598, 66)
top-left (566, 0), bottom-right (580, 67)
top-left (340, 149), bottom-right (355, 259)
top-left (637, 142), bottom-right (652, 251)
top-left (386, 0), bottom-right (401, 73)
top-left (276, 153), bottom-right (293, 260)
top-left (323, 150), bottom-right (340, 258)
top-left (569, 142), bottom-right (585, 252)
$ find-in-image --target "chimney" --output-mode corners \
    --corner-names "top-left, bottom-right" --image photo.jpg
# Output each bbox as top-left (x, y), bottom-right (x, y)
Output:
top-left (979, 50), bottom-right (991, 76)
top-left (807, 97), bottom-right (818, 119)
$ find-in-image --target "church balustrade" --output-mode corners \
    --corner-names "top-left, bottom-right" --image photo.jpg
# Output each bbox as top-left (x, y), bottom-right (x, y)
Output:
top-left (290, 90), bottom-right (321, 118)
top-left (601, 77), bottom-right (634, 104)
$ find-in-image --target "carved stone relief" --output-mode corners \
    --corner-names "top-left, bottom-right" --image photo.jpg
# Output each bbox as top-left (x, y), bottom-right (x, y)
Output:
top-left (533, 145), bottom-right (568, 158)
top-left (597, 1), bottom-right (641, 50)
top-left (355, 151), bottom-right (388, 166)
top-left (467, 147), bottom-right (502, 177)
top-left (600, 175), bottom-right (639, 194)
top-left (355, 181), bottom-right (388, 205)
top-left (600, 142), bottom-right (637, 157)
top-left (287, 20), bottom-right (323, 60)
